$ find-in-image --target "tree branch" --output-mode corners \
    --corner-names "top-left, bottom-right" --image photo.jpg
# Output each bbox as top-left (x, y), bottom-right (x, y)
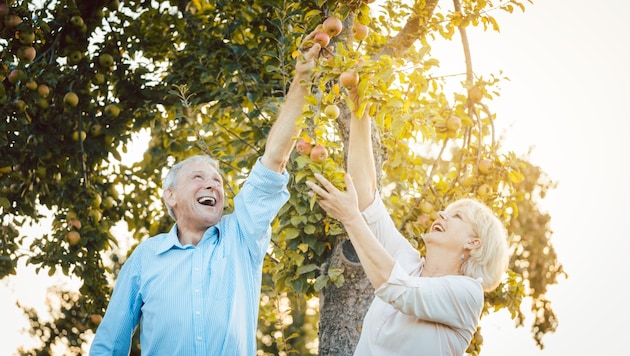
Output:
top-left (379, 0), bottom-right (440, 58)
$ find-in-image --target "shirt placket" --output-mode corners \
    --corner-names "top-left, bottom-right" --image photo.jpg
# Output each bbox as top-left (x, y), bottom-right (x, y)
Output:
top-left (191, 246), bottom-right (205, 354)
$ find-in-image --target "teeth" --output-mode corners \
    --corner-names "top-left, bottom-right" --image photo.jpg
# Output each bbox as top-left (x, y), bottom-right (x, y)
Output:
top-left (198, 197), bottom-right (216, 206)
top-left (434, 224), bottom-right (444, 232)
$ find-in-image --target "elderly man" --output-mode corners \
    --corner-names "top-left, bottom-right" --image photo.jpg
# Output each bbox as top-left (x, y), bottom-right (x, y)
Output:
top-left (89, 37), bottom-right (322, 355)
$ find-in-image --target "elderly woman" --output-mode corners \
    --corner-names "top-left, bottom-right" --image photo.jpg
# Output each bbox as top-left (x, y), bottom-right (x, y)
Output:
top-left (306, 92), bottom-right (509, 356)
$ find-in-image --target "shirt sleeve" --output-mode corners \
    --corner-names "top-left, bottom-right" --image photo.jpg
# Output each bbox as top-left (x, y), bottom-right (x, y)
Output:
top-left (232, 157), bottom-right (290, 262)
top-left (375, 262), bottom-right (484, 330)
top-left (361, 193), bottom-right (421, 271)
top-left (89, 248), bottom-right (144, 355)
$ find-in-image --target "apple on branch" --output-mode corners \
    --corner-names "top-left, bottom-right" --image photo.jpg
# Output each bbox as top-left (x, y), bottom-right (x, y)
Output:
top-left (352, 22), bottom-right (369, 41)
top-left (339, 70), bottom-right (359, 88)
top-left (313, 31), bottom-right (330, 47)
top-left (310, 144), bottom-right (329, 163)
top-left (324, 104), bottom-right (340, 119)
top-left (323, 16), bottom-right (343, 37)
top-left (295, 138), bottom-right (313, 156)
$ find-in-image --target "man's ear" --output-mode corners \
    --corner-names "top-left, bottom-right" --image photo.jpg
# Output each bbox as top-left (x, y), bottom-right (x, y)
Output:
top-left (164, 188), bottom-right (176, 208)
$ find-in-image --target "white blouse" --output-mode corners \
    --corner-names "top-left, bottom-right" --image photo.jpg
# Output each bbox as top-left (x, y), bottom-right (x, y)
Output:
top-left (353, 194), bottom-right (484, 356)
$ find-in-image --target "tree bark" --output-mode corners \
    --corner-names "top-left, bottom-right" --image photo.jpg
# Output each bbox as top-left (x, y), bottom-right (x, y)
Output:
top-left (319, 240), bottom-right (374, 355)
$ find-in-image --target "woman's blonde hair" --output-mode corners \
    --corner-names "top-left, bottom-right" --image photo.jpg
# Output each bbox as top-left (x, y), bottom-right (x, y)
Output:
top-left (446, 198), bottom-right (509, 292)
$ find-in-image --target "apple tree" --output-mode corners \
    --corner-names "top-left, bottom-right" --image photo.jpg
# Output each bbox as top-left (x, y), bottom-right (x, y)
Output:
top-left (0, 0), bottom-right (565, 354)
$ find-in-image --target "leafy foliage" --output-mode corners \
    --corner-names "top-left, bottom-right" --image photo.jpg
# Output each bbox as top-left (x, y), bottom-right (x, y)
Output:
top-left (0, 0), bottom-right (563, 354)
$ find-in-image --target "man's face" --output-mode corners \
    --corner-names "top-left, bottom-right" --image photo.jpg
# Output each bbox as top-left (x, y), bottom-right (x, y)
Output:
top-left (166, 159), bottom-right (225, 233)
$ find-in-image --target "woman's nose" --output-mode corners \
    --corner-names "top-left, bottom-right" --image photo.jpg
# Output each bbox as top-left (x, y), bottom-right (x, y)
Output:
top-left (438, 211), bottom-right (448, 220)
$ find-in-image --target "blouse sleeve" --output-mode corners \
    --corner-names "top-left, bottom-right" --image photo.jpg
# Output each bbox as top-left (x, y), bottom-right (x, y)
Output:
top-left (361, 193), bottom-right (422, 271)
top-left (375, 262), bottom-right (484, 330)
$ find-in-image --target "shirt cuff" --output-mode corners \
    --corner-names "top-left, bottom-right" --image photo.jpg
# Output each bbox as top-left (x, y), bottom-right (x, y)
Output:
top-left (249, 157), bottom-right (290, 191)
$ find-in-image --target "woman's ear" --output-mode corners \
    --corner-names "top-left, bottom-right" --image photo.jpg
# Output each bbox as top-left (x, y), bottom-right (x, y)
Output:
top-left (465, 238), bottom-right (481, 251)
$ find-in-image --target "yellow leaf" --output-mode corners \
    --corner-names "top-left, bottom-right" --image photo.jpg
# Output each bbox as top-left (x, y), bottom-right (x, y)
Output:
top-left (508, 170), bottom-right (525, 183)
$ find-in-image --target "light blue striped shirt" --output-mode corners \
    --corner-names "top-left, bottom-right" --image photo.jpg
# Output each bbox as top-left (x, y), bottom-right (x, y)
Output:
top-left (90, 159), bottom-right (290, 355)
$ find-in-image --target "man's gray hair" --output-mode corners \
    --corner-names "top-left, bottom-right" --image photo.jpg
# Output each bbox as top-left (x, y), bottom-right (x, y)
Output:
top-left (162, 155), bottom-right (221, 220)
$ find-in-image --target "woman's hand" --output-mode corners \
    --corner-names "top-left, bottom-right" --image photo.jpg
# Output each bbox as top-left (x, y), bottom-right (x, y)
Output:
top-left (306, 173), bottom-right (363, 225)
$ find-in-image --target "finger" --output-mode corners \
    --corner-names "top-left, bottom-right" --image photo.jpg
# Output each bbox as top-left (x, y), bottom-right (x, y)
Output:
top-left (306, 180), bottom-right (329, 198)
top-left (313, 173), bottom-right (339, 193)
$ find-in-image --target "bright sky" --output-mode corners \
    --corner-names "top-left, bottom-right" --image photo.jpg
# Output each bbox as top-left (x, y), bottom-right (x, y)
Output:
top-left (2, 0), bottom-right (629, 355)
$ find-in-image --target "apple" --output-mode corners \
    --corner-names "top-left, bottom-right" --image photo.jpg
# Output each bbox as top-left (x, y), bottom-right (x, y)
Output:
top-left (5, 14), bottom-right (22, 28)
top-left (323, 16), bottom-right (343, 37)
top-left (90, 209), bottom-right (103, 223)
top-left (468, 86), bottom-right (483, 103)
top-left (446, 116), bottom-right (462, 131)
top-left (477, 183), bottom-right (492, 198)
top-left (102, 196), bottom-right (116, 209)
top-left (63, 92), bottom-right (79, 107)
top-left (295, 138), bottom-right (312, 156)
top-left (352, 22), bottom-right (369, 41)
top-left (324, 104), bottom-right (340, 119)
top-left (36, 98), bottom-right (49, 109)
top-left (8, 69), bottom-right (23, 84)
top-left (18, 46), bottom-right (36, 62)
top-left (70, 15), bottom-right (84, 28)
top-left (339, 70), bottom-right (359, 88)
top-left (90, 123), bottom-right (103, 136)
top-left (92, 193), bottom-right (102, 208)
top-left (98, 53), bottom-right (114, 68)
top-left (13, 99), bottom-right (27, 113)
top-left (68, 50), bottom-right (83, 65)
top-left (25, 80), bottom-right (37, 90)
top-left (419, 200), bottom-right (434, 214)
top-left (18, 32), bottom-right (35, 44)
top-left (90, 314), bottom-right (103, 326)
top-left (18, 30), bottom-right (35, 45)
top-left (67, 210), bottom-right (78, 221)
top-left (313, 31), bottom-right (330, 47)
top-left (104, 135), bottom-right (115, 145)
top-left (478, 158), bottom-right (492, 174)
top-left (104, 103), bottom-right (120, 117)
top-left (93, 73), bottom-right (105, 85)
top-left (69, 219), bottom-right (82, 230)
top-left (37, 84), bottom-right (50, 98)
top-left (71, 130), bottom-right (87, 142)
top-left (310, 144), bottom-right (328, 163)
top-left (66, 231), bottom-right (81, 246)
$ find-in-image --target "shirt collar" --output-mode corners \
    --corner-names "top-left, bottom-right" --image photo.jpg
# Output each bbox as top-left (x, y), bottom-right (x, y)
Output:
top-left (155, 224), bottom-right (221, 255)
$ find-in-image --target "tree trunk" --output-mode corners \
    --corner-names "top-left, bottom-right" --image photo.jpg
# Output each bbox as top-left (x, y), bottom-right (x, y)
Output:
top-left (319, 240), bottom-right (374, 355)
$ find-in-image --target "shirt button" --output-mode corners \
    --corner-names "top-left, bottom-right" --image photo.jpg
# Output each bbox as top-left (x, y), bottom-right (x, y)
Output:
top-left (197, 336), bottom-right (202, 341)
top-left (195, 311), bottom-right (201, 316)
top-left (195, 289), bottom-right (200, 293)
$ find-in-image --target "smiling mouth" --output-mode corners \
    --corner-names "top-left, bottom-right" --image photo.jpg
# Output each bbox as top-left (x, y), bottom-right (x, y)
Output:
top-left (197, 197), bottom-right (217, 206)
top-left (432, 222), bottom-right (445, 232)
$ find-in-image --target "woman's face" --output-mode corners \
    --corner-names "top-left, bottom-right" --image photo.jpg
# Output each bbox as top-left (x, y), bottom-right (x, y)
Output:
top-left (165, 159), bottom-right (225, 233)
top-left (423, 208), bottom-right (478, 250)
